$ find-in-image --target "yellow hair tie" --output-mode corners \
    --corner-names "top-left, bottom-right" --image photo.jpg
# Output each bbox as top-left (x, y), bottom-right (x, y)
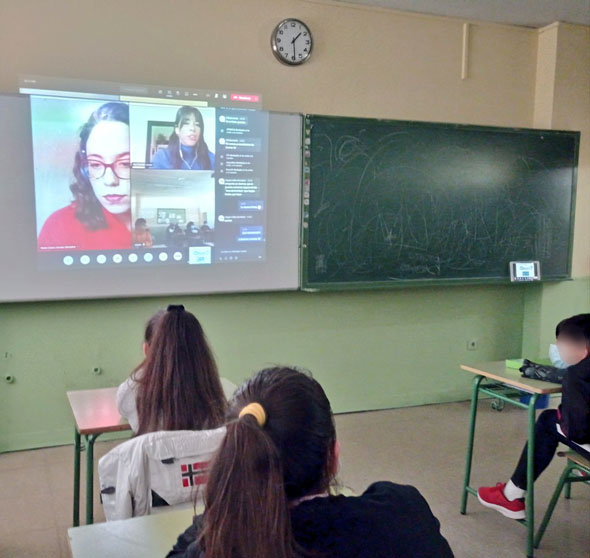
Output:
top-left (238, 402), bottom-right (267, 427)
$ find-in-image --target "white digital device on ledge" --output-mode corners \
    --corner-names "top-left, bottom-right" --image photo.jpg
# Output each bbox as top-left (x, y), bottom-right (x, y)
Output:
top-left (509, 261), bottom-right (541, 282)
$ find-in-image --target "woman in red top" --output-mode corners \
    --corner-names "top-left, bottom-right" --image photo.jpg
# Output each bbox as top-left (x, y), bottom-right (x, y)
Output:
top-left (38, 102), bottom-right (132, 251)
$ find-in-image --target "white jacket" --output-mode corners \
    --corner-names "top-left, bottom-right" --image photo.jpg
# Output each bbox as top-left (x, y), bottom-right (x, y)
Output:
top-left (98, 427), bottom-right (226, 521)
top-left (116, 375), bottom-right (141, 433)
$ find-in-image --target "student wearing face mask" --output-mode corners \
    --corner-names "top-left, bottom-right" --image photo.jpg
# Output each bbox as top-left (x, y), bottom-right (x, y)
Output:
top-left (151, 106), bottom-right (215, 170)
top-left (477, 314), bottom-right (590, 520)
top-left (518, 314), bottom-right (590, 385)
top-left (549, 340), bottom-right (569, 369)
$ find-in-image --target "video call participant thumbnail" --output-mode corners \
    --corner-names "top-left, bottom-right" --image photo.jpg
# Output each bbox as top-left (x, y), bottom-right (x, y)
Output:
top-left (132, 218), bottom-right (153, 248)
top-left (38, 102), bottom-right (132, 251)
top-left (151, 106), bottom-right (215, 170)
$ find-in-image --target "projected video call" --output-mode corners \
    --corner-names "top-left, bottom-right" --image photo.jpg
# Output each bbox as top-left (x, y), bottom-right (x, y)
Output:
top-left (29, 89), bottom-right (268, 269)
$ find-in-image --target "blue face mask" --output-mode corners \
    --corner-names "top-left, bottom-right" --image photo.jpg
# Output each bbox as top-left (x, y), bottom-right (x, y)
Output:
top-left (549, 343), bottom-right (568, 368)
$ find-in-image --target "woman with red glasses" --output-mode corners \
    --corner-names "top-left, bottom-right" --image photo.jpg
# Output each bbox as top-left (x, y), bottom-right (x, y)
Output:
top-left (37, 102), bottom-right (132, 251)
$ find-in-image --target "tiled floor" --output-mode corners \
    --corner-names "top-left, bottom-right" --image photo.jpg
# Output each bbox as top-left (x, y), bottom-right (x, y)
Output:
top-left (0, 400), bottom-right (588, 558)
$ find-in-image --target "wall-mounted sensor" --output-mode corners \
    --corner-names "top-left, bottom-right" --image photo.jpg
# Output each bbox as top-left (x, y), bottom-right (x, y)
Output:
top-left (509, 261), bottom-right (541, 282)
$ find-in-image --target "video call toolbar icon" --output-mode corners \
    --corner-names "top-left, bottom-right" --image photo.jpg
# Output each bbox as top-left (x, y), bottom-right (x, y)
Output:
top-left (60, 251), bottom-right (186, 267)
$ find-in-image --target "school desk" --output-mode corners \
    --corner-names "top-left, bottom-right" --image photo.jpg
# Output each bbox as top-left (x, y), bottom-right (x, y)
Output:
top-left (68, 506), bottom-right (196, 558)
top-left (66, 486), bottom-right (358, 558)
top-left (459, 361), bottom-right (562, 558)
top-left (67, 387), bottom-right (131, 527)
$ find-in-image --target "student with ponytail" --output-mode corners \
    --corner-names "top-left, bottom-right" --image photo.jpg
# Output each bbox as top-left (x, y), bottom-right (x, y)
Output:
top-left (117, 305), bottom-right (227, 435)
top-left (168, 366), bottom-right (453, 558)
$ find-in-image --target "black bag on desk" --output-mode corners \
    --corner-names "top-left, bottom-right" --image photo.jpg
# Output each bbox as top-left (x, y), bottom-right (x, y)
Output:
top-left (520, 359), bottom-right (565, 384)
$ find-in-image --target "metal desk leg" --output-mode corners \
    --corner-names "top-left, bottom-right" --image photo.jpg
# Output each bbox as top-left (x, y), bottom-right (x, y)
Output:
top-left (85, 434), bottom-right (100, 525)
top-left (525, 393), bottom-right (539, 558)
top-left (461, 374), bottom-right (484, 514)
top-left (73, 429), bottom-right (81, 527)
top-left (534, 460), bottom-right (572, 548)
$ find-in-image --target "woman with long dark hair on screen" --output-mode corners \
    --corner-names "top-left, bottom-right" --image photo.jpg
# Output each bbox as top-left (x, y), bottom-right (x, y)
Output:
top-left (151, 106), bottom-right (215, 170)
top-left (117, 305), bottom-right (227, 435)
top-left (37, 102), bottom-right (132, 251)
top-left (167, 366), bottom-right (454, 558)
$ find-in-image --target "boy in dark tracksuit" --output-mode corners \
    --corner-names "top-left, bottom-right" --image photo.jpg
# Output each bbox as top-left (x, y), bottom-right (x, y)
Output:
top-left (478, 314), bottom-right (590, 519)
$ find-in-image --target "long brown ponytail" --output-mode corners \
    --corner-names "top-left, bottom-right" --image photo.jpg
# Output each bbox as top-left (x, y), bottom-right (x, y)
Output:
top-left (136, 305), bottom-right (226, 435)
top-left (200, 367), bottom-right (336, 558)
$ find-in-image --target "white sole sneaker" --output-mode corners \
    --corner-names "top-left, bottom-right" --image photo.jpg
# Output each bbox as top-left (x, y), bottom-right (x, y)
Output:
top-left (477, 492), bottom-right (526, 520)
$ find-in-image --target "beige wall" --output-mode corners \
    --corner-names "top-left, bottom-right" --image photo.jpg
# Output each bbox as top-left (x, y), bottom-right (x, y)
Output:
top-left (521, 22), bottom-right (590, 358)
top-left (549, 24), bottom-right (590, 277)
top-left (1, 0), bottom-right (536, 124)
top-left (534, 22), bottom-right (590, 277)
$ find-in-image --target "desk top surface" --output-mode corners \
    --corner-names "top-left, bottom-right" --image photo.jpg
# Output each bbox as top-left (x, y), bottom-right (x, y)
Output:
top-left (66, 387), bottom-right (131, 435)
top-left (68, 507), bottom-right (195, 558)
top-left (461, 361), bottom-right (562, 394)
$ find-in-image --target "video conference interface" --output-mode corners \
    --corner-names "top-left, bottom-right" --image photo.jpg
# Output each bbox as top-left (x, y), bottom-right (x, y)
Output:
top-left (21, 77), bottom-right (268, 269)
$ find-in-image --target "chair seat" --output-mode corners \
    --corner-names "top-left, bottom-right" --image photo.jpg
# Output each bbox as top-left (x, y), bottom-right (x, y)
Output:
top-left (565, 452), bottom-right (590, 472)
top-left (556, 423), bottom-right (590, 454)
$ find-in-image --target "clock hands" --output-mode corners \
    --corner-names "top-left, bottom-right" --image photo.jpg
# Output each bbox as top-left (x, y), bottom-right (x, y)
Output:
top-left (272, 20), bottom-right (310, 64)
top-left (291, 31), bottom-right (302, 60)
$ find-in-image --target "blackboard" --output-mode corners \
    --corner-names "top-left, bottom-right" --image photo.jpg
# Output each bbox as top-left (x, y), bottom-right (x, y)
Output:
top-left (301, 115), bottom-right (579, 290)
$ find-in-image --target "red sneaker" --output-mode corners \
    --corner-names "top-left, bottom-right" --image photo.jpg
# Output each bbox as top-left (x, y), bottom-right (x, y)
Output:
top-left (477, 483), bottom-right (525, 520)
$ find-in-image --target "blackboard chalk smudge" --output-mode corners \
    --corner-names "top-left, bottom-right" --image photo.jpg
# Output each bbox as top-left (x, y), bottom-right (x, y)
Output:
top-left (315, 255), bottom-right (327, 274)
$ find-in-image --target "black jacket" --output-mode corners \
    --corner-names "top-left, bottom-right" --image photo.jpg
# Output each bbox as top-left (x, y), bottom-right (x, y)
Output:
top-left (167, 482), bottom-right (454, 558)
top-left (560, 355), bottom-right (590, 444)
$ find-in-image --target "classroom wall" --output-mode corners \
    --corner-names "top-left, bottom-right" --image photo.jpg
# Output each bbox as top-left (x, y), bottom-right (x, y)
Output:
top-left (0, 0), bottom-right (588, 451)
top-left (522, 22), bottom-right (590, 357)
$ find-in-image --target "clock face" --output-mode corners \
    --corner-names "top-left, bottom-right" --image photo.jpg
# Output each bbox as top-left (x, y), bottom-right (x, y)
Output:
top-left (271, 19), bottom-right (313, 66)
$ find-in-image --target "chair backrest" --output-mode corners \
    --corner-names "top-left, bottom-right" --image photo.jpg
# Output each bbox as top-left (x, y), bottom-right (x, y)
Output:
top-left (98, 426), bottom-right (226, 521)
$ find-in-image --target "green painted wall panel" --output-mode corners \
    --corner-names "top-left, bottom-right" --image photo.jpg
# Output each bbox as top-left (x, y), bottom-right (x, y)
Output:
top-left (0, 284), bottom-right (527, 452)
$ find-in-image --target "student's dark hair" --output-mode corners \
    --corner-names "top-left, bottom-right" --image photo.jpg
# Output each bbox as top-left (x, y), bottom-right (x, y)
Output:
top-left (200, 366), bottom-right (336, 558)
top-left (556, 313), bottom-right (590, 346)
top-left (135, 305), bottom-right (226, 435)
top-left (130, 310), bottom-right (165, 377)
top-left (168, 106), bottom-right (212, 170)
top-left (71, 102), bottom-right (130, 230)
top-left (134, 217), bottom-right (147, 229)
